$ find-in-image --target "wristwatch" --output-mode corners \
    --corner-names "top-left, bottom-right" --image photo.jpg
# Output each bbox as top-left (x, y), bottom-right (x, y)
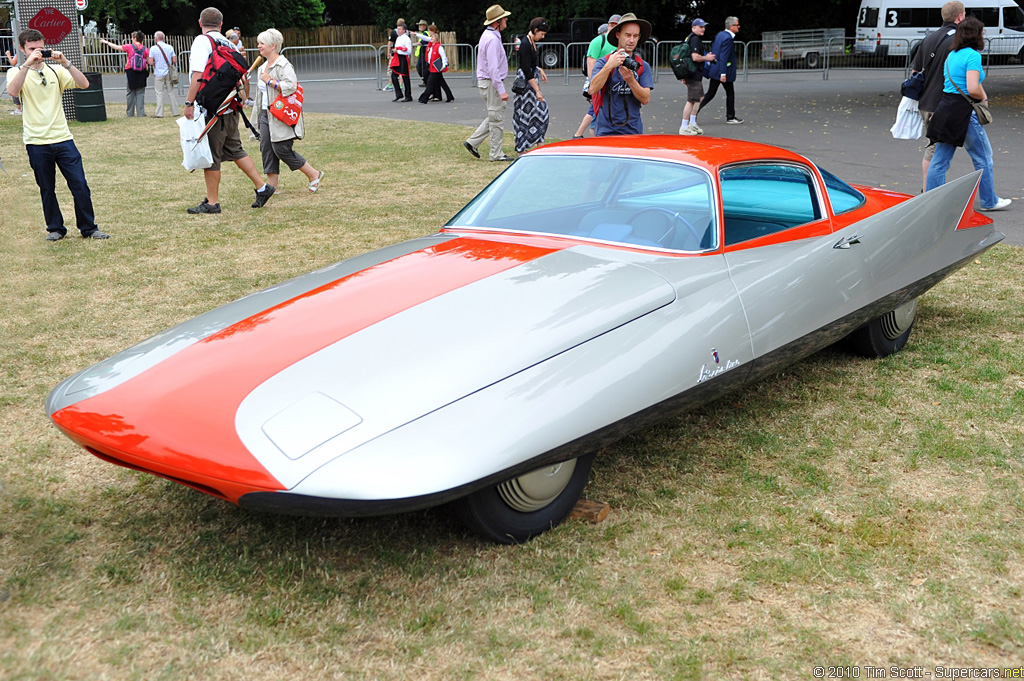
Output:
top-left (184, 101), bottom-right (194, 106)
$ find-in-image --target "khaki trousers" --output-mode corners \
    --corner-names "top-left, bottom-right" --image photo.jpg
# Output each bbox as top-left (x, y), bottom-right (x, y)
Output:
top-left (154, 73), bottom-right (179, 118)
top-left (466, 79), bottom-right (507, 160)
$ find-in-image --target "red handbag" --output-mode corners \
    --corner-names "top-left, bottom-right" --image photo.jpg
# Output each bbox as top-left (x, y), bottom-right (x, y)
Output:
top-left (271, 84), bottom-right (303, 126)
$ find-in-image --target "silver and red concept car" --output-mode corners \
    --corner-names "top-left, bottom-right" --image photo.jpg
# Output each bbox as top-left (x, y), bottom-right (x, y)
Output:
top-left (48, 136), bottom-right (1003, 543)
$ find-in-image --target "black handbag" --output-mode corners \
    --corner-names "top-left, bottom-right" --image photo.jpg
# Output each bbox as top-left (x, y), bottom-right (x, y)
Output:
top-left (511, 74), bottom-right (528, 95)
top-left (900, 71), bottom-right (925, 100)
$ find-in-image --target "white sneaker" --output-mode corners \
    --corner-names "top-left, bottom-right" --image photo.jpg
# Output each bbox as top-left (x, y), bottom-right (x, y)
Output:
top-left (690, 123), bottom-right (703, 135)
top-left (979, 197), bottom-right (1012, 211)
top-left (11, 109), bottom-right (22, 116)
top-left (679, 124), bottom-right (698, 136)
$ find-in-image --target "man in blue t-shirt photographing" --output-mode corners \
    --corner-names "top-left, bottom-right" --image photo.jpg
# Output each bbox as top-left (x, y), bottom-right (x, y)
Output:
top-left (588, 12), bottom-right (653, 136)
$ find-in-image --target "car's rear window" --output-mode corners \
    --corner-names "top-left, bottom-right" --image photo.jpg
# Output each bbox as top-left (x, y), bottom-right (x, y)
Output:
top-left (447, 155), bottom-right (718, 252)
top-left (817, 166), bottom-right (866, 214)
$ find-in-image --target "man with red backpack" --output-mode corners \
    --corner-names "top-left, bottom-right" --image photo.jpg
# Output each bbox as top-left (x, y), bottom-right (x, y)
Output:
top-left (183, 6), bottom-right (273, 214)
top-left (100, 32), bottom-right (149, 117)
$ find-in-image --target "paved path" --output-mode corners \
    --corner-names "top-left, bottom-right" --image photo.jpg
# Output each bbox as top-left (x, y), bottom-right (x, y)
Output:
top-left (104, 68), bottom-right (1024, 243)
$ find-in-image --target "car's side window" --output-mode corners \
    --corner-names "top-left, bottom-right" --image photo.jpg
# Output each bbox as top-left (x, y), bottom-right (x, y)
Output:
top-left (720, 164), bottom-right (822, 246)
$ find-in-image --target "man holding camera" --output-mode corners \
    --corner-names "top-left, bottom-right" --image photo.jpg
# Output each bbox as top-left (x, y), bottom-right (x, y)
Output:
top-left (5, 29), bottom-right (109, 241)
top-left (588, 13), bottom-right (653, 136)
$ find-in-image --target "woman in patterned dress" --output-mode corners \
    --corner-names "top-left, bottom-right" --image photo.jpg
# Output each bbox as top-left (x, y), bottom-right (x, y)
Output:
top-left (513, 17), bottom-right (549, 153)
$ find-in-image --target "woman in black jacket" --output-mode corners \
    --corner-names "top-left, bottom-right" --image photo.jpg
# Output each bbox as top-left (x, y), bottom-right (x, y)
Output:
top-left (513, 17), bottom-right (549, 153)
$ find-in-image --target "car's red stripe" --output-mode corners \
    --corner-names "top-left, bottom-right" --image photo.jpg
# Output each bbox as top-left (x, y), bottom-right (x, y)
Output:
top-left (53, 237), bottom-right (562, 497)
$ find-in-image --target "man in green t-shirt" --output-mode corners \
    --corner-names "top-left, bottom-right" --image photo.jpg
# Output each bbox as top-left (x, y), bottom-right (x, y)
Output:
top-left (573, 14), bottom-right (619, 138)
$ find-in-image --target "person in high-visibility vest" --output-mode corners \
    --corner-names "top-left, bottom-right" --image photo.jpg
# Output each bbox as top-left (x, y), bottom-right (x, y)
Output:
top-left (413, 20), bottom-right (431, 88)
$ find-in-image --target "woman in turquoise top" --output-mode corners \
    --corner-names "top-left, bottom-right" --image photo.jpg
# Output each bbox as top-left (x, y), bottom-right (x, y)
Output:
top-left (925, 17), bottom-right (1010, 211)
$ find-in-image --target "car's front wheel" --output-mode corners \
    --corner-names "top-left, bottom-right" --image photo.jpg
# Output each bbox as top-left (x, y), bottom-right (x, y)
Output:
top-left (847, 298), bottom-right (918, 357)
top-left (454, 454), bottom-right (595, 543)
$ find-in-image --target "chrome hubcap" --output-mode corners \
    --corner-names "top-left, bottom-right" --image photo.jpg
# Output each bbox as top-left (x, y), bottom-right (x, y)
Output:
top-left (880, 299), bottom-right (918, 340)
top-left (497, 459), bottom-right (577, 512)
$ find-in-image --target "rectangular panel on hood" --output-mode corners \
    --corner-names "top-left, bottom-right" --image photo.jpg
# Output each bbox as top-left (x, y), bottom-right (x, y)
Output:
top-left (237, 248), bottom-right (677, 488)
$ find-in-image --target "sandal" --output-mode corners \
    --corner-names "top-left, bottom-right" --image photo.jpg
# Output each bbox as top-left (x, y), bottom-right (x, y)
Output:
top-left (308, 170), bottom-right (325, 193)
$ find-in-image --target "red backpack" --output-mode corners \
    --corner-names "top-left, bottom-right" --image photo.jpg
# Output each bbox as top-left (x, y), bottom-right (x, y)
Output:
top-left (195, 34), bottom-right (249, 118)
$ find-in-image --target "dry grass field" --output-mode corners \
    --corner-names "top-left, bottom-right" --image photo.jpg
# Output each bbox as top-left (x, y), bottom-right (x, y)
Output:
top-left (0, 103), bottom-right (1021, 680)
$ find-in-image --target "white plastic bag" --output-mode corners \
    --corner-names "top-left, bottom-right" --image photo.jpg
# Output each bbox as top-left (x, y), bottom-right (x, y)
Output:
top-left (178, 114), bottom-right (213, 171)
top-left (890, 96), bottom-right (923, 140)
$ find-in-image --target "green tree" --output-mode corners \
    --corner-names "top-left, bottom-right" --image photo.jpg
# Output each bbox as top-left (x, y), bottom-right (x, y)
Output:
top-left (83, 0), bottom-right (326, 36)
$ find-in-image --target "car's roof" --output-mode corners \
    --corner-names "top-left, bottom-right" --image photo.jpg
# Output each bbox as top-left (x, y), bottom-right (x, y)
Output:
top-left (532, 135), bottom-right (815, 174)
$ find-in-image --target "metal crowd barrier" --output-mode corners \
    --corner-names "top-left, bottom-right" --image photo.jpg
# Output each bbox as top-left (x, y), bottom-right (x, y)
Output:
top-left (984, 35), bottom-right (1024, 69)
top-left (71, 35), bottom-right (1024, 100)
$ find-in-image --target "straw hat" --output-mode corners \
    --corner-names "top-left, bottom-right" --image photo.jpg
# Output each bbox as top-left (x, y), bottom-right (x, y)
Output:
top-left (483, 4), bottom-right (511, 25)
top-left (607, 12), bottom-right (652, 47)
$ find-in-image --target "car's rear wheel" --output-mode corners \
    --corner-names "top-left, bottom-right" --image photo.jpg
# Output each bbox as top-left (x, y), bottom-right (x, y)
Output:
top-left (847, 298), bottom-right (918, 357)
top-left (454, 454), bottom-right (594, 543)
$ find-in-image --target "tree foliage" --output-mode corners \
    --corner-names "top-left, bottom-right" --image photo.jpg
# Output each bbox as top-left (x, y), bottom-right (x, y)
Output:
top-left (83, 0), bottom-right (327, 36)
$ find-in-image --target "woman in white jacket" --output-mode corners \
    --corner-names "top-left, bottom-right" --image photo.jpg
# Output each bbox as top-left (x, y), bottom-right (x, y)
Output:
top-left (254, 28), bottom-right (324, 195)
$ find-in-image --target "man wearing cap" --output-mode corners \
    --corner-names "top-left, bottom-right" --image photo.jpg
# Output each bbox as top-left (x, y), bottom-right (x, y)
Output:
top-left (414, 19), bottom-right (430, 88)
top-left (464, 4), bottom-right (513, 161)
top-left (588, 13), bottom-right (653, 136)
top-left (572, 14), bottom-right (620, 138)
top-left (679, 19), bottom-right (715, 135)
top-left (702, 16), bottom-right (743, 125)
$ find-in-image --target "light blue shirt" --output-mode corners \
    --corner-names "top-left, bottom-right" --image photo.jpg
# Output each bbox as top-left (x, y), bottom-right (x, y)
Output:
top-left (943, 47), bottom-right (984, 95)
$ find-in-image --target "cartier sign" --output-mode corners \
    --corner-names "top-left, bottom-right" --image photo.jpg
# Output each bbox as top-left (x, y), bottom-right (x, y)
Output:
top-left (28, 8), bottom-right (74, 45)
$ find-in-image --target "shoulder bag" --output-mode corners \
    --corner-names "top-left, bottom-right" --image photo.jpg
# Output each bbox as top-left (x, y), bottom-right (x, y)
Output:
top-left (271, 83), bottom-right (304, 127)
top-left (946, 60), bottom-right (991, 125)
top-left (156, 43), bottom-right (178, 86)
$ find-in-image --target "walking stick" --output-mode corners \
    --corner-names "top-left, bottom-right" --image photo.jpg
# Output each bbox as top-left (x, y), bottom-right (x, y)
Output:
top-left (193, 55), bottom-right (264, 148)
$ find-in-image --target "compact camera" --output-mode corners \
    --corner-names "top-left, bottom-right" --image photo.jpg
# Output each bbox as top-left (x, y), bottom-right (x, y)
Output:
top-left (40, 49), bottom-right (53, 58)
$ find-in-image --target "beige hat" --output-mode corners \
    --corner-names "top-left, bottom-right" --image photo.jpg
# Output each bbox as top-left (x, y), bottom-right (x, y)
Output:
top-left (607, 12), bottom-right (652, 47)
top-left (418, 19), bottom-right (428, 26)
top-left (483, 4), bottom-right (511, 25)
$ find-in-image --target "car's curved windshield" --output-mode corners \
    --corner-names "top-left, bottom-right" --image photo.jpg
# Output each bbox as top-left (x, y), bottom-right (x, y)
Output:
top-left (447, 155), bottom-right (718, 252)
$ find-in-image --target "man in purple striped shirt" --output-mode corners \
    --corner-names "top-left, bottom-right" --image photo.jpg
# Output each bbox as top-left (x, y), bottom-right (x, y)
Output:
top-left (464, 4), bottom-right (513, 162)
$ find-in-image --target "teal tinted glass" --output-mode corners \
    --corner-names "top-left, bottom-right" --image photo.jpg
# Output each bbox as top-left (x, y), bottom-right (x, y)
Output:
top-left (817, 166), bottom-right (866, 214)
top-left (720, 164), bottom-right (821, 245)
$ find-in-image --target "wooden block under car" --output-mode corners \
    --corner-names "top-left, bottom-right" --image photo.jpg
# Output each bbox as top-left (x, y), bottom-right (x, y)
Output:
top-left (569, 498), bottom-right (610, 523)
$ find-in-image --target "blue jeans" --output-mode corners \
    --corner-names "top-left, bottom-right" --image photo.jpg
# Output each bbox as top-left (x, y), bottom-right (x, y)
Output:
top-left (925, 112), bottom-right (1000, 208)
top-left (26, 140), bottom-right (97, 236)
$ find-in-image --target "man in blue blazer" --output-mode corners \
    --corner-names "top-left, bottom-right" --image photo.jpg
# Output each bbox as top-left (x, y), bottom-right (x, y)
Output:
top-left (702, 16), bottom-right (743, 125)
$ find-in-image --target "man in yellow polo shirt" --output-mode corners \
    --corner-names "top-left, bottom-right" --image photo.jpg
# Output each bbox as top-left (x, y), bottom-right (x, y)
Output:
top-left (6, 29), bottom-right (109, 241)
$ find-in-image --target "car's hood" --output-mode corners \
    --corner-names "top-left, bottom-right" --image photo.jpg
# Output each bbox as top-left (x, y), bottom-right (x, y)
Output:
top-left (49, 235), bottom-right (675, 495)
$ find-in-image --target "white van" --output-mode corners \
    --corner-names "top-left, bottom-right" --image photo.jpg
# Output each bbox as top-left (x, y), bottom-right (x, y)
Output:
top-left (855, 0), bottom-right (1024, 59)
